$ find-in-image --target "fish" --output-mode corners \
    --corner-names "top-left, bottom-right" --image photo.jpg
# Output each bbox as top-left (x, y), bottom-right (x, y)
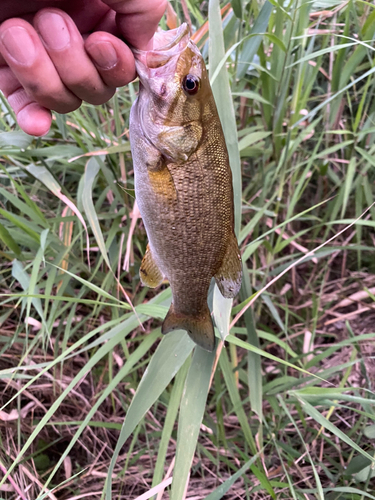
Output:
top-left (129, 23), bottom-right (242, 352)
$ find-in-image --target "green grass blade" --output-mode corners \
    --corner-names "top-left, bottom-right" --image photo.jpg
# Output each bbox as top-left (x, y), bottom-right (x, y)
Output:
top-left (151, 358), bottom-right (190, 492)
top-left (0, 208), bottom-right (40, 242)
top-left (204, 454), bottom-right (260, 499)
top-left (11, 259), bottom-right (44, 323)
top-left (324, 487), bottom-right (375, 499)
top-left (293, 65), bottom-right (375, 128)
top-left (277, 396), bottom-right (324, 500)
top-left (226, 334), bottom-right (326, 382)
top-left (236, 1), bottom-right (273, 79)
top-left (341, 157), bottom-right (356, 218)
top-left (171, 346), bottom-right (216, 499)
top-left (82, 157), bottom-right (110, 268)
top-left (105, 332), bottom-right (195, 499)
top-left (240, 266), bottom-right (263, 420)
top-left (219, 347), bottom-right (257, 453)
top-left (0, 311), bottom-right (149, 490)
top-left (0, 222), bottom-right (21, 257)
top-left (0, 186), bottom-right (47, 228)
top-left (0, 164), bottom-right (47, 224)
top-left (213, 283), bottom-right (232, 341)
top-left (294, 394), bottom-right (375, 464)
top-left (209, 0), bottom-right (241, 235)
top-left (41, 329), bottom-right (160, 492)
top-left (51, 264), bottom-right (130, 307)
top-left (0, 130), bottom-right (33, 148)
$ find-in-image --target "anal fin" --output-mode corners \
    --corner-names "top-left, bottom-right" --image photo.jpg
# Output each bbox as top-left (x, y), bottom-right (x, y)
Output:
top-left (162, 304), bottom-right (215, 352)
top-left (139, 244), bottom-right (163, 288)
top-left (214, 233), bottom-right (242, 299)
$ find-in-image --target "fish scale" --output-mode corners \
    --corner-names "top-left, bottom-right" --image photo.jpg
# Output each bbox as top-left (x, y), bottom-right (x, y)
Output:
top-left (129, 23), bottom-right (242, 351)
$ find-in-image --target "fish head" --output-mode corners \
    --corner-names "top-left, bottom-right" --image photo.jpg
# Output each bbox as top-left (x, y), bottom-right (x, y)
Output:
top-left (132, 24), bottom-right (211, 162)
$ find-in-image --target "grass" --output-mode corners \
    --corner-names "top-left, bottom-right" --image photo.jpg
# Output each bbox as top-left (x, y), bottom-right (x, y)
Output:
top-left (1, 0), bottom-right (375, 498)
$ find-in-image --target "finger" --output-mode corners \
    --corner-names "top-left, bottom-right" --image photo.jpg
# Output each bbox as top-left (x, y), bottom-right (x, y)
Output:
top-left (0, 18), bottom-right (82, 113)
top-left (85, 32), bottom-right (135, 88)
top-left (0, 66), bottom-right (51, 136)
top-left (90, 7), bottom-right (120, 35)
top-left (34, 8), bottom-right (115, 105)
top-left (102, 0), bottom-right (167, 49)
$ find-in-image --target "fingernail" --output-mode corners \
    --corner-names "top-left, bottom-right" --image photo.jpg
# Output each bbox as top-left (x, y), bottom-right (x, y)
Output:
top-left (86, 41), bottom-right (118, 70)
top-left (37, 12), bottom-right (70, 50)
top-left (1, 27), bottom-right (36, 65)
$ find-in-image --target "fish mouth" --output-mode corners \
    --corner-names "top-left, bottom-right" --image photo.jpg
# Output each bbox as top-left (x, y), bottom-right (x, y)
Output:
top-left (132, 23), bottom-right (190, 72)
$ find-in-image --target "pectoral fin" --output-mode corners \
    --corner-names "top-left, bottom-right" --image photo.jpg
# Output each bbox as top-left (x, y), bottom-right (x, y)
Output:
top-left (139, 245), bottom-right (163, 288)
top-left (159, 122), bottom-right (202, 163)
top-left (214, 233), bottom-right (242, 298)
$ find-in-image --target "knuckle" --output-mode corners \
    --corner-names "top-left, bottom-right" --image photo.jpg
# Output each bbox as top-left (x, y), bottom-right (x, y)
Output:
top-left (0, 67), bottom-right (19, 95)
top-left (7, 87), bottom-right (30, 113)
top-left (62, 71), bottom-right (113, 104)
top-left (52, 101), bottom-right (82, 114)
top-left (106, 66), bottom-right (134, 86)
top-left (84, 88), bottom-right (115, 105)
top-left (23, 81), bottom-right (81, 113)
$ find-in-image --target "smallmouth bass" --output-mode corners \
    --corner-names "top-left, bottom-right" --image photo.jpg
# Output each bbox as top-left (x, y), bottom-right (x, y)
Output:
top-left (130, 23), bottom-right (242, 352)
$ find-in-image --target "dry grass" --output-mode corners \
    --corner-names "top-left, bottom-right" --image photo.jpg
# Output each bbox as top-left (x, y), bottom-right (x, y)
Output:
top-left (1, 262), bottom-right (375, 498)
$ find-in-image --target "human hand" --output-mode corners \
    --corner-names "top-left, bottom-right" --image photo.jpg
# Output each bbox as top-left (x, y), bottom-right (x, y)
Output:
top-left (0, 0), bottom-right (167, 136)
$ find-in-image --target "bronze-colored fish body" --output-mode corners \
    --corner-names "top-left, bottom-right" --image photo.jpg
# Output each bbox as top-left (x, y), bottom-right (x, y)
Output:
top-left (130, 24), bottom-right (242, 351)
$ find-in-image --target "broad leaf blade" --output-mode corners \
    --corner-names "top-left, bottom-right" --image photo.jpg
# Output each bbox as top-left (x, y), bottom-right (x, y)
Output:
top-left (236, 1), bottom-right (273, 79)
top-left (171, 346), bottom-right (216, 499)
top-left (0, 222), bottom-right (21, 256)
top-left (106, 332), bottom-right (195, 498)
top-left (209, 0), bottom-right (241, 236)
top-left (151, 358), bottom-right (191, 489)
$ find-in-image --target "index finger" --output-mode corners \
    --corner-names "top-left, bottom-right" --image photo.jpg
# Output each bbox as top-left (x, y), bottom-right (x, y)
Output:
top-left (102, 0), bottom-right (167, 50)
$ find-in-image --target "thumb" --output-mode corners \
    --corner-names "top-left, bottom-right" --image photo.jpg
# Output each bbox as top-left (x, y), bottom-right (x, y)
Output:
top-left (102, 0), bottom-right (167, 49)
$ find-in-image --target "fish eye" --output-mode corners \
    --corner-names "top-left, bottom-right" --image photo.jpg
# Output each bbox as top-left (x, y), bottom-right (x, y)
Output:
top-left (182, 74), bottom-right (200, 95)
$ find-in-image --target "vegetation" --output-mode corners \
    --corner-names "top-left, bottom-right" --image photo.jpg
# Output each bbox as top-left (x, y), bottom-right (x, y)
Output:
top-left (1, 0), bottom-right (375, 498)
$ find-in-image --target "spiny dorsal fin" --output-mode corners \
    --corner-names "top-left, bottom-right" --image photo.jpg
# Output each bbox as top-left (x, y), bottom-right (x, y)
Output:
top-left (140, 245), bottom-right (163, 288)
top-left (214, 233), bottom-right (242, 299)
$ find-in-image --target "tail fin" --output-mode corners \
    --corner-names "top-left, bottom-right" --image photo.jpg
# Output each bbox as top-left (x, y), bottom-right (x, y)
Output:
top-left (162, 304), bottom-right (215, 352)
